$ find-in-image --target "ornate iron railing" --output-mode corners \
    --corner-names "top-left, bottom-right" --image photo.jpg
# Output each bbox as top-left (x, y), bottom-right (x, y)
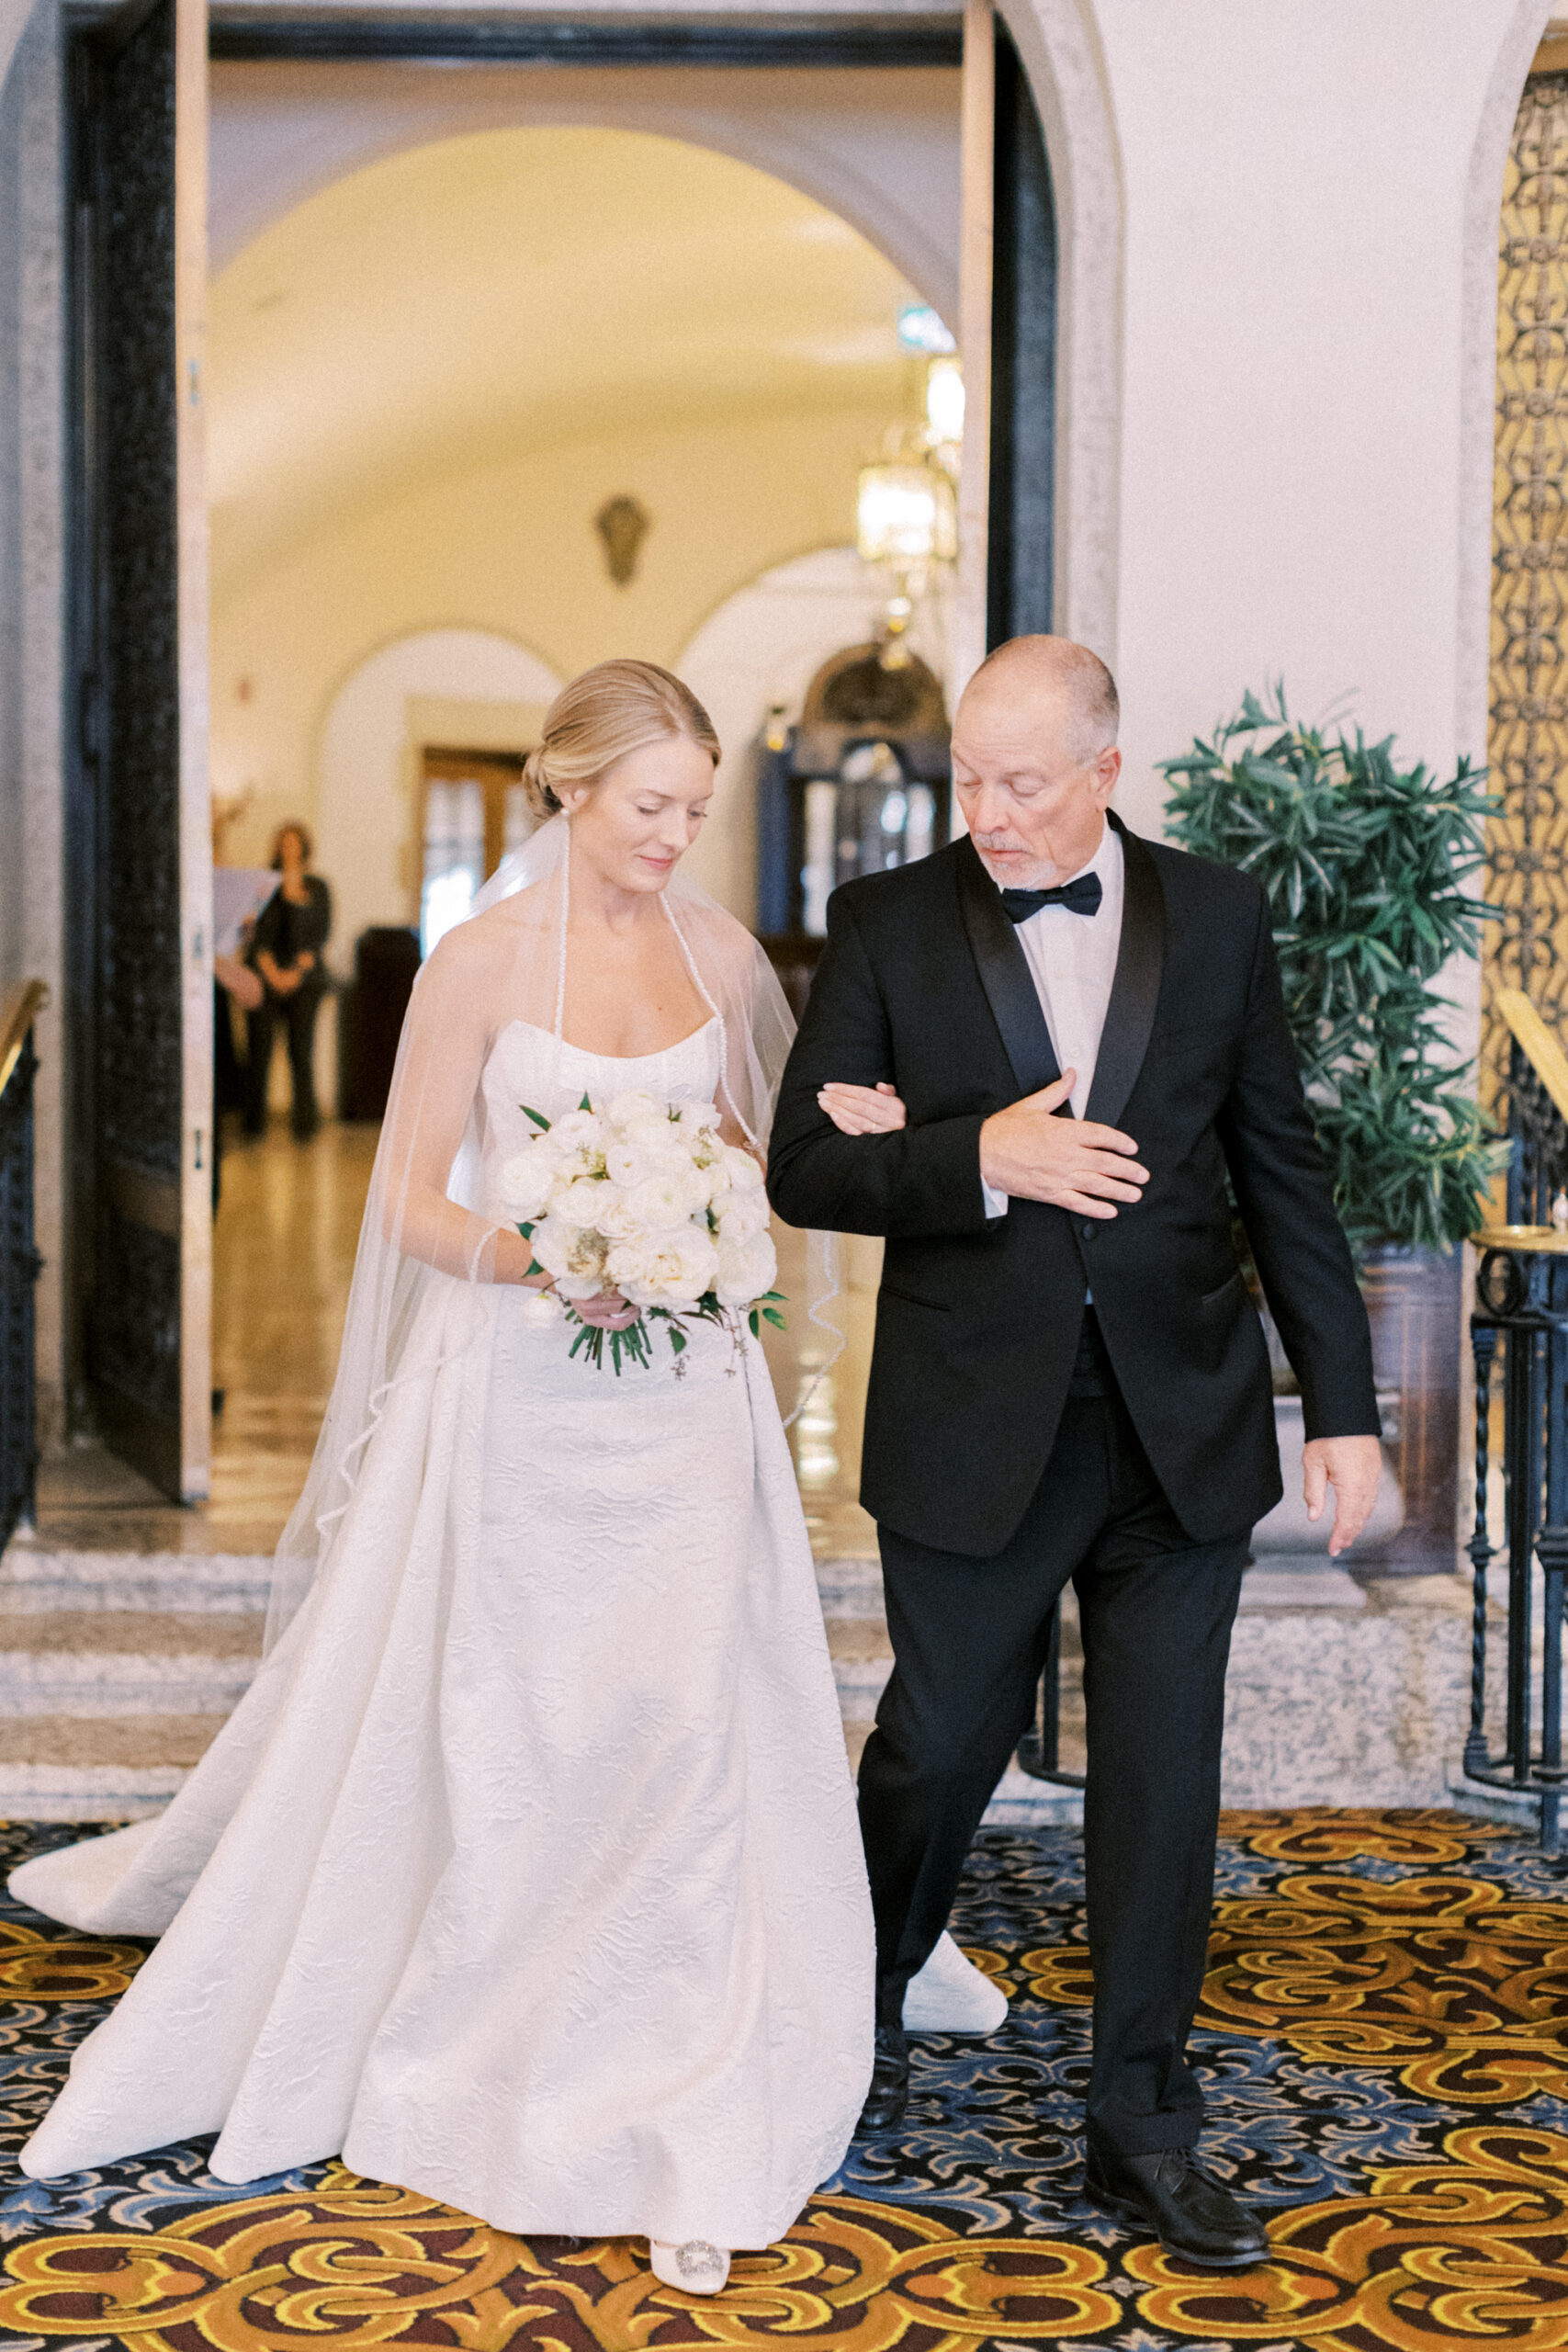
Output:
top-left (1488, 72), bottom-right (1568, 1103)
top-left (0, 981), bottom-right (47, 1555)
top-left (1466, 988), bottom-right (1568, 1851)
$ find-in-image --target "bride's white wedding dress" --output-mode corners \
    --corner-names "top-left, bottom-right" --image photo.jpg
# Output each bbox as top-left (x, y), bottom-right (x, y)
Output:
top-left (12, 1014), bottom-right (874, 2250)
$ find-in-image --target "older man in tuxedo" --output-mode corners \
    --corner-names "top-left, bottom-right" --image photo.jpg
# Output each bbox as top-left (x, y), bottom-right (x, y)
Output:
top-left (767, 636), bottom-right (1382, 2267)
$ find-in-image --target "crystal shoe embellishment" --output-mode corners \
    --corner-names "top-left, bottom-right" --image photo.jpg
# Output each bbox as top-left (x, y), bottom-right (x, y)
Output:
top-left (676, 2241), bottom-right (724, 2278)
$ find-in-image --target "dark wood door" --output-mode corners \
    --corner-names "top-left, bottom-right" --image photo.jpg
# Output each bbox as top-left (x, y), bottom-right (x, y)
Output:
top-left (987, 16), bottom-right (1057, 647)
top-left (67, 0), bottom-right (210, 1500)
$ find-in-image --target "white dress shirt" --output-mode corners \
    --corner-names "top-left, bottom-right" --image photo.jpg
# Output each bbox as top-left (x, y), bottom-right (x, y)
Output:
top-left (980, 820), bottom-right (1124, 1219)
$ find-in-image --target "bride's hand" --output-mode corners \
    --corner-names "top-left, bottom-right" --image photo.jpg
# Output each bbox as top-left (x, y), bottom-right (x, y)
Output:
top-left (574, 1289), bottom-right (640, 1331)
top-left (818, 1081), bottom-right (908, 1136)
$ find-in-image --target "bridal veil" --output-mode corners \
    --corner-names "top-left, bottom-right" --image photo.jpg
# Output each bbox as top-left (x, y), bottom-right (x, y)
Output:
top-left (265, 812), bottom-right (838, 1646)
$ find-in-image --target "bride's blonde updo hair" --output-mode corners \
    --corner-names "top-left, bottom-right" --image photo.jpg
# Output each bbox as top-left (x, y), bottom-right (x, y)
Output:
top-left (521, 659), bottom-right (720, 822)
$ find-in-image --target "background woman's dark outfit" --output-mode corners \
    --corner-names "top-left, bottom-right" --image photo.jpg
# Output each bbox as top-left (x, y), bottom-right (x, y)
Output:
top-left (243, 876), bottom-right (333, 1138)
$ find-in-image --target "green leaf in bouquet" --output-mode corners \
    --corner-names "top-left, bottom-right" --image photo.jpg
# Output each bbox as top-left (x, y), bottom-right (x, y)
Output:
top-left (580, 1093), bottom-right (592, 1113)
top-left (521, 1104), bottom-right (551, 1130)
top-left (761, 1306), bottom-right (786, 1329)
top-left (749, 1310), bottom-right (761, 1337)
top-left (669, 1326), bottom-right (687, 1355)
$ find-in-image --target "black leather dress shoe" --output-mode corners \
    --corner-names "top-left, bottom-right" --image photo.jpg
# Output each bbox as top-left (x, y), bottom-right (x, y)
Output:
top-left (1083, 2146), bottom-right (1269, 2268)
top-left (858, 2024), bottom-right (909, 2132)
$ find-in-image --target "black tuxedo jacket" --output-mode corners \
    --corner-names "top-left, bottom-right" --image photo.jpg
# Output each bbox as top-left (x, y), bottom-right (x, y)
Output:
top-left (766, 816), bottom-right (1379, 1558)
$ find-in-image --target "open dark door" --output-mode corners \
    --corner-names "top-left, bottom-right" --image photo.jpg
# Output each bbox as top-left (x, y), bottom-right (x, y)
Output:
top-left (987, 15), bottom-right (1056, 646)
top-left (67, 0), bottom-right (210, 1500)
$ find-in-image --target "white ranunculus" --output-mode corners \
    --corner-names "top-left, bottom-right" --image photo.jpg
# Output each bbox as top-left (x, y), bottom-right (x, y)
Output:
top-left (624, 1167), bottom-right (706, 1231)
top-left (551, 1175), bottom-right (608, 1229)
top-left (497, 1146), bottom-right (558, 1223)
top-left (715, 1230), bottom-right (776, 1308)
top-left (676, 1099), bottom-right (723, 1136)
top-left (715, 1185), bottom-right (770, 1240)
top-left (520, 1288), bottom-right (565, 1328)
top-left (607, 1227), bottom-right (718, 1309)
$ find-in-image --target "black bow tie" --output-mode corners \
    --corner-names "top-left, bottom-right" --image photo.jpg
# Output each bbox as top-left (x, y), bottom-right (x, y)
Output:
top-left (999, 873), bottom-right (1103, 923)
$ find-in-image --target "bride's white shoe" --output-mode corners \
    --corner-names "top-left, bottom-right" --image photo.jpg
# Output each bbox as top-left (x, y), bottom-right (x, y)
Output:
top-left (903, 1929), bottom-right (1010, 2033)
top-left (649, 2238), bottom-right (731, 2295)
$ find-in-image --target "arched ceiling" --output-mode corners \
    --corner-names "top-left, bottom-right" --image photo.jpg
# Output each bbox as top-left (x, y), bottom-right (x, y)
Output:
top-left (209, 124), bottom-right (930, 591)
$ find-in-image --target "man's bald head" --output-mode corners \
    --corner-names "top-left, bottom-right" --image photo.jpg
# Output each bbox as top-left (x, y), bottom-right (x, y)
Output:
top-left (965, 635), bottom-right (1120, 763)
top-left (951, 635), bottom-right (1122, 890)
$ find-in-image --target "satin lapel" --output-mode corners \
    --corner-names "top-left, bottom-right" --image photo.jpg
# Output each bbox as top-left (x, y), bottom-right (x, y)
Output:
top-left (954, 834), bottom-right (1062, 1097)
top-left (1085, 814), bottom-right (1167, 1131)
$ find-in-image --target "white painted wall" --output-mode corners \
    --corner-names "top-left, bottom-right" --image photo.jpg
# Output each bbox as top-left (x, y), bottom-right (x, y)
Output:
top-left (676, 545), bottom-right (952, 917)
top-left (313, 628), bottom-right (560, 961)
top-left (209, 60), bottom-right (962, 320)
top-left (1084, 0), bottom-right (1544, 844)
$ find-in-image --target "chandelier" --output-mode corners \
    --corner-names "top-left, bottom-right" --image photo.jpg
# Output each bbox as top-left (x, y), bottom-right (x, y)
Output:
top-left (857, 356), bottom-right (964, 662)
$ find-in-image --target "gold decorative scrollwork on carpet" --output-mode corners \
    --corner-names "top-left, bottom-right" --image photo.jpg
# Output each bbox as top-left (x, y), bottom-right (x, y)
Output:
top-left (0, 1917), bottom-right (145, 2002)
top-left (1127, 2126), bottom-right (1568, 2349)
top-left (1023, 1860), bottom-right (1568, 2109)
top-left (1216, 1808), bottom-right (1513, 1868)
top-left (1195, 1874), bottom-right (1568, 2105)
top-left (0, 2177), bottom-right (1122, 2349)
top-left (6, 1810), bottom-right (1568, 2352)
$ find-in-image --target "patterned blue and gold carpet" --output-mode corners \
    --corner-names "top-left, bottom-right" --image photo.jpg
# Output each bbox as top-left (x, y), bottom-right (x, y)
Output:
top-left (0, 1809), bottom-right (1564, 2349)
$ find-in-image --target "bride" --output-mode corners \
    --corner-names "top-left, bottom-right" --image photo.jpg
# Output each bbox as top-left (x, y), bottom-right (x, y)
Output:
top-left (11, 661), bottom-right (875, 2294)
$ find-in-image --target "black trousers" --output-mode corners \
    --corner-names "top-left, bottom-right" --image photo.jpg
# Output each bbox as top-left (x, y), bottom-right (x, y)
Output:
top-left (244, 985), bottom-right (324, 1137)
top-left (858, 1338), bottom-right (1247, 2157)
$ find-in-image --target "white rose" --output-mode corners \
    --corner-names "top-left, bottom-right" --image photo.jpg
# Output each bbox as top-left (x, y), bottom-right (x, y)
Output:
top-left (624, 1168), bottom-right (706, 1231)
top-left (715, 1185), bottom-right (770, 1240)
top-left (497, 1146), bottom-right (558, 1223)
top-left (592, 1186), bottom-right (642, 1241)
top-left (676, 1099), bottom-right (723, 1136)
top-left (715, 1230), bottom-right (776, 1308)
top-left (721, 1144), bottom-right (765, 1193)
top-left (608, 1227), bottom-right (718, 1309)
top-left (551, 1176), bottom-right (608, 1229)
top-left (605, 1091), bottom-right (666, 1133)
top-left (550, 1108), bottom-right (604, 1149)
top-left (531, 1215), bottom-right (610, 1298)
top-left (519, 1288), bottom-right (564, 1329)
top-left (604, 1136), bottom-right (690, 1189)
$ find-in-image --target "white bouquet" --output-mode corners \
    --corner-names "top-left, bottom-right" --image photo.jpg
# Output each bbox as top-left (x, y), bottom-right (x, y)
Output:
top-left (496, 1091), bottom-right (784, 1372)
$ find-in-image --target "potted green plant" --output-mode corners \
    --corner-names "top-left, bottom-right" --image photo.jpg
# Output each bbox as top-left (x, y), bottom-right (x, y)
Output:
top-left (1160, 687), bottom-right (1505, 1568)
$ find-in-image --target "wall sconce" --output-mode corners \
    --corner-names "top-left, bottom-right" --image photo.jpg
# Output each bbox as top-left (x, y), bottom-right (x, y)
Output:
top-left (595, 494), bottom-right (651, 586)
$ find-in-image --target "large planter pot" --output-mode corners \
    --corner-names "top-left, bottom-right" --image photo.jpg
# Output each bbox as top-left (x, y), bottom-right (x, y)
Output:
top-left (1358, 1244), bottom-right (1462, 1573)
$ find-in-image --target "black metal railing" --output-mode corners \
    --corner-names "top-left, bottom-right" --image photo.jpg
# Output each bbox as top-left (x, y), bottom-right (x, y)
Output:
top-left (0, 981), bottom-right (47, 1555)
top-left (1015, 1593), bottom-right (1083, 1792)
top-left (1465, 987), bottom-right (1568, 1852)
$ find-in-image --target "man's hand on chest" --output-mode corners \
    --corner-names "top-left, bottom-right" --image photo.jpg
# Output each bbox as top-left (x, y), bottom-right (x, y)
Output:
top-left (977, 1074), bottom-right (1149, 1217)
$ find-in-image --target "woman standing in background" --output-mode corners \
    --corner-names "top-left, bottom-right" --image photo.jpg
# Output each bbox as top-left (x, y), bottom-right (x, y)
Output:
top-left (244, 820), bottom-right (333, 1139)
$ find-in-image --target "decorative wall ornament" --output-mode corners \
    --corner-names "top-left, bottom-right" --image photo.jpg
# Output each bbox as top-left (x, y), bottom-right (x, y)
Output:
top-left (593, 494), bottom-right (650, 586)
top-left (1489, 73), bottom-right (1568, 1094)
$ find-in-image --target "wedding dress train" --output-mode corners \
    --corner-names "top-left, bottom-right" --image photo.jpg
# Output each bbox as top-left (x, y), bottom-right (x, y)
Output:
top-left (12, 1017), bottom-right (874, 2252)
